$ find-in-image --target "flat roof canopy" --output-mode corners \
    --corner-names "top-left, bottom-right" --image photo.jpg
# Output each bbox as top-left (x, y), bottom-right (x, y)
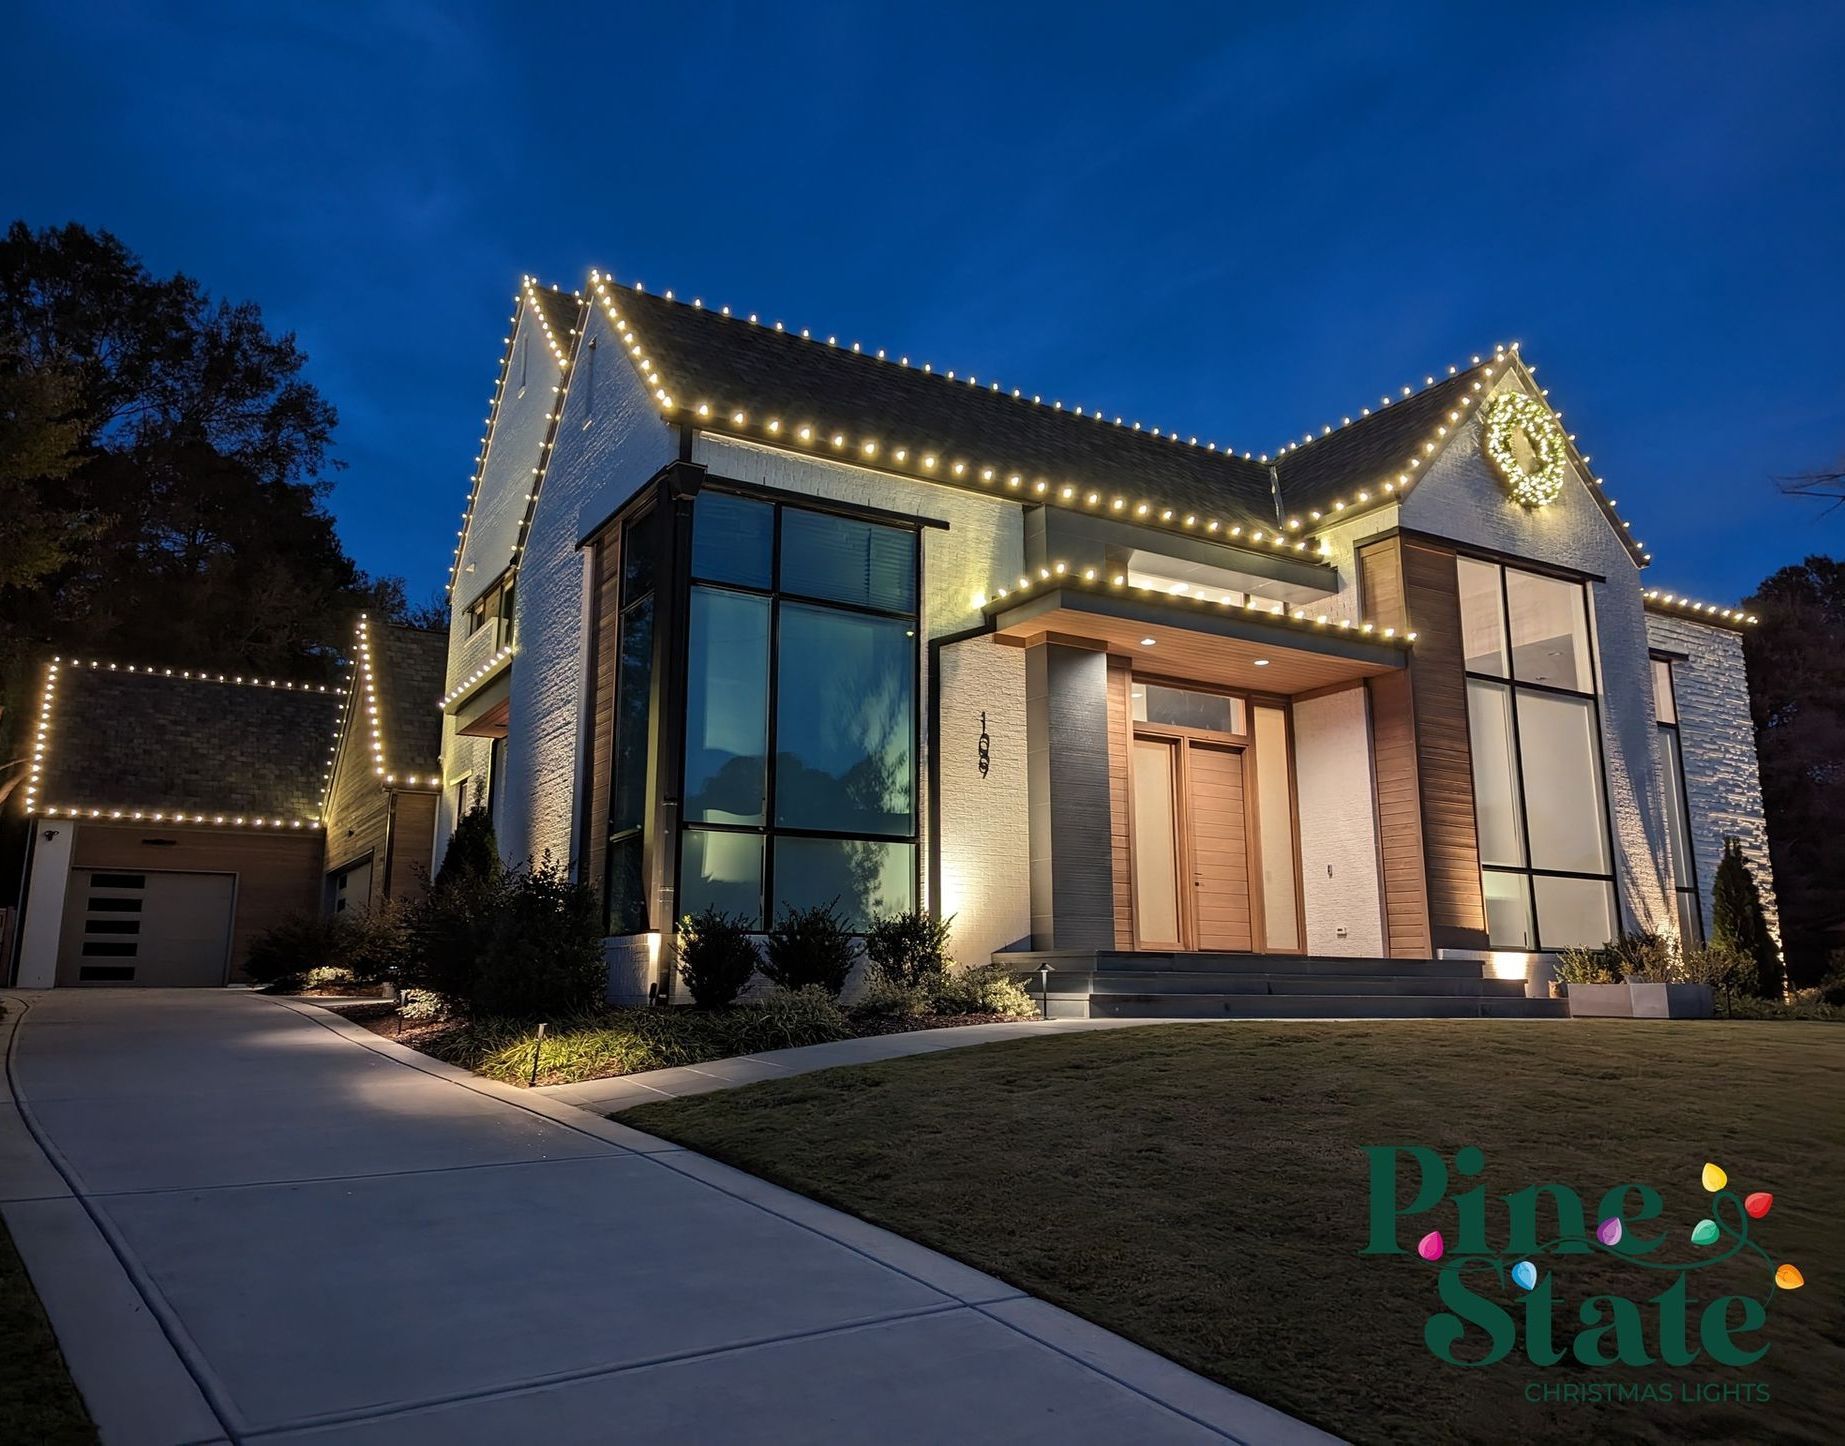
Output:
top-left (985, 582), bottom-right (1408, 695)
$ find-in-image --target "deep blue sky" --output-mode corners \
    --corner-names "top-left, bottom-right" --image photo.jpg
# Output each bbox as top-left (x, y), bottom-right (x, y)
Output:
top-left (7, 2), bottom-right (1842, 605)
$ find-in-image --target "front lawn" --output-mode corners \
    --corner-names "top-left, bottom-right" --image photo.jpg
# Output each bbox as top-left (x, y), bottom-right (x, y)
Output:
top-left (0, 1214), bottom-right (95, 1445)
top-left (627, 1021), bottom-right (1842, 1445)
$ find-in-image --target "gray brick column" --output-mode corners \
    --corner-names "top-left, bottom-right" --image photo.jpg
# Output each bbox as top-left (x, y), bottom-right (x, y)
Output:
top-left (1026, 642), bottom-right (1114, 950)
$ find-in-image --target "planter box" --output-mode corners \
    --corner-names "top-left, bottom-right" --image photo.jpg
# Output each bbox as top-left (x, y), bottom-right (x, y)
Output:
top-left (1628, 982), bottom-right (1714, 1019)
top-left (1564, 983), bottom-right (1633, 1018)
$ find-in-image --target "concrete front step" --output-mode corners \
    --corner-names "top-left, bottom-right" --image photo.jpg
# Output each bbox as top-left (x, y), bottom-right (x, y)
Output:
top-left (996, 950), bottom-right (1489, 979)
top-left (1085, 993), bottom-right (1568, 1020)
top-left (1072, 972), bottom-right (1529, 999)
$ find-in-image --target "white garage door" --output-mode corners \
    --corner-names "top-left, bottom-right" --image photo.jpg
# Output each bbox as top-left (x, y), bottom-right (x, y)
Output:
top-left (56, 870), bottom-right (235, 987)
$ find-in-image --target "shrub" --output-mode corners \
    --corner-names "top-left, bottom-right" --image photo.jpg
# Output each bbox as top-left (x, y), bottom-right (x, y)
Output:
top-left (468, 855), bottom-right (607, 1019)
top-left (864, 910), bottom-right (954, 988)
top-left (341, 898), bottom-right (414, 986)
top-left (1680, 940), bottom-right (1751, 994)
top-left (408, 856), bottom-right (501, 1005)
top-left (1552, 947), bottom-right (1619, 986)
top-left (676, 909), bottom-right (760, 1008)
top-left (1604, 930), bottom-right (1676, 983)
top-left (399, 989), bottom-right (452, 1021)
top-left (243, 912), bottom-right (346, 991)
top-left (745, 985), bottom-right (853, 1051)
top-left (303, 965), bottom-right (356, 990)
top-left (1818, 950), bottom-right (1845, 1007)
top-left (856, 967), bottom-right (932, 1019)
top-left (1713, 839), bottom-right (1782, 998)
top-left (762, 900), bottom-right (856, 997)
top-left (932, 963), bottom-right (1038, 1017)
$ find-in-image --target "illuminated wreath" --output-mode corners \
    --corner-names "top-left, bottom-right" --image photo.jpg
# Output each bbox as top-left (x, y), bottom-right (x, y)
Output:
top-left (1483, 392), bottom-right (1568, 508)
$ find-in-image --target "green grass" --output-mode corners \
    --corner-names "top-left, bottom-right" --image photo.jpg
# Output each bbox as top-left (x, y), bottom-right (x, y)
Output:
top-left (628, 1021), bottom-right (1843, 1445)
top-left (0, 1214), bottom-right (95, 1445)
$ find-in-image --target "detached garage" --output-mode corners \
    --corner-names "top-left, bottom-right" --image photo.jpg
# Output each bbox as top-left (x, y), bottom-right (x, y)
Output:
top-left (11, 655), bottom-right (343, 988)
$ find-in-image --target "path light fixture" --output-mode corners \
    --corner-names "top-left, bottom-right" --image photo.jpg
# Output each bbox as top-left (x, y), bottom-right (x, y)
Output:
top-left (1037, 962), bottom-right (1054, 1020)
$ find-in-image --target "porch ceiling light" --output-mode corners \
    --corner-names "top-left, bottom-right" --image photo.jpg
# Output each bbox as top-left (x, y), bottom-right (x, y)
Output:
top-left (1139, 637), bottom-right (1157, 647)
top-left (1252, 658), bottom-right (1270, 667)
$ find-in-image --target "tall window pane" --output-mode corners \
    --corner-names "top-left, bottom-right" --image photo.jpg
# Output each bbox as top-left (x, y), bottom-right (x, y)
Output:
top-left (775, 603), bottom-right (913, 835)
top-left (780, 510), bottom-right (915, 613)
top-left (1651, 658), bottom-right (1677, 724)
top-left (684, 588), bottom-right (769, 825)
top-left (773, 838), bottom-right (913, 931)
top-left (680, 829), bottom-right (764, 928)
top-left (1483, 869), bottom-right (1534, 949)
top-left (1458, 558), bottom-right (1508, 677)
top-left (1466, 679), bottom-right (1525, 866)
top-left (1533, 875), bottom-right (1615, 950)
top-left (1659, 728), bottom-right (1694, 885)
top-left (610, 599), bottom-right (653, 833)
top-left (1515, 691), bottom-right (1610, 874)
top-left (606, 835), bottom-right (645, 935)
top-left (692, 492), bottom-right (773, 588)
top-left (1506, 569), bottom-right (1591, 691)
top-left (1253, 705), bottom-right (1300, 951)
top-left (621, 506), bottom-right (658, 605)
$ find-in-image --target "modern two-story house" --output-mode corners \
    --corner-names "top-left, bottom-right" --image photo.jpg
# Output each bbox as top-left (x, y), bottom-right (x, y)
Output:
top-left (432, 273), bottom-right (1774, 1011)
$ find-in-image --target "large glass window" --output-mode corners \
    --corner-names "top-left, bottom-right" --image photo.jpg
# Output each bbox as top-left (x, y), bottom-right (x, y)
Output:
top-left (1458, 559), bottom-right (1616, 950)
top-left (679, 491), bottom-right (918, 930)
top-left (1653, 656), bottom-right (1702, 944)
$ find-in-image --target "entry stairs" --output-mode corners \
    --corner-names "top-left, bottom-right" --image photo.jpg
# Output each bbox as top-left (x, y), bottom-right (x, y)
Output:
top-left (993, 951), bottom-right (1568, 1020)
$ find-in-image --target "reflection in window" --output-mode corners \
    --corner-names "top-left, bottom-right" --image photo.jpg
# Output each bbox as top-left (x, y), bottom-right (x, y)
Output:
top-left (679, 494), bottom-right (918, 933)
top-left (1461, 557), bottom-right (1615, 950)
top-left (773, 837), bottom-right (914, 931)
top-left (685, 588), bottom-right (769, 825)
top-left (775, 604), bottom-right (914, 836)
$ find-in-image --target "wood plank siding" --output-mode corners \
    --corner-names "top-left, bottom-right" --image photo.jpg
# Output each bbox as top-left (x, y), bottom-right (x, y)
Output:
top-left (1359, 535), bottom-right (1488, 956)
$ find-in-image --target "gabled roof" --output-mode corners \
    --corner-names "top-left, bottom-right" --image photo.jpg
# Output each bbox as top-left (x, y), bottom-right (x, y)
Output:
top-left (28, 657), bottom-right (343, 826)
top-left (443, 277), bottom-right (585, 599)
top-left (343, 618), bottom-right (446, 785)
top-left (589, 273), bottom-right (1318, 557)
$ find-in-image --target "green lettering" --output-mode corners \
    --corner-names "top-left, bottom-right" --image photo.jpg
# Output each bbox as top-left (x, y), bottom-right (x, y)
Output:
top-left (1427, 1263), bottom-right (1516, 1366)
top-left (1573, 1294), bottom-right (1652, 1367)
top-left (1699, 1294), bottom-right (1767, 1366)
top-left (1362, 1145), bottom-right (1449, 1254)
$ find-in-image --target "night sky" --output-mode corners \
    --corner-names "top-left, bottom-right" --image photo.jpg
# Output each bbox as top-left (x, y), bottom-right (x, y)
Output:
top-left (8, 2), bottom-right (1842, 606)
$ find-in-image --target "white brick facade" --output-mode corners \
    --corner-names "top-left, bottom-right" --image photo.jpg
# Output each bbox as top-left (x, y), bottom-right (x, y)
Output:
top-left (1644, 613), bottom-right (1778, 945)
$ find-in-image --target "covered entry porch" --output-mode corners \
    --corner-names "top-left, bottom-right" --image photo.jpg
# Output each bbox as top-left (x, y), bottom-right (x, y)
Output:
top-left (983, 573), bottom-right (1411, 962)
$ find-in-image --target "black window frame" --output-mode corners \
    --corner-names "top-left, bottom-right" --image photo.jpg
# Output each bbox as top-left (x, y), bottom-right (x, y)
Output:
top-left (1460, 558), bottom-right (1621, 952)
top-left (676, 485), bottom-right (922, 933)
top-left (603, 501), bottom-right (659, 936)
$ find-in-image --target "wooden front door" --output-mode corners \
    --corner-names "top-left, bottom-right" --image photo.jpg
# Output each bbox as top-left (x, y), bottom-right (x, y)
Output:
top-left (1129, 729), bottom-right (1254, 952)
top-left (1185, 741), bottom-right (1252, 951)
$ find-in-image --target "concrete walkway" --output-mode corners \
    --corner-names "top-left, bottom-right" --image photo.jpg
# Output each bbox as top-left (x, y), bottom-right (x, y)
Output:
top-left (2, 991), bottom-right (1333, 1446)
top-left (537, 1016), bottom-right (1192, 1114)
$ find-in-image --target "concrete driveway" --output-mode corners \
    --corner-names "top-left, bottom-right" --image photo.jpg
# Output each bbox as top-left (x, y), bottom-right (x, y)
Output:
top-left (1, 990), bottom-right (1330, 1446)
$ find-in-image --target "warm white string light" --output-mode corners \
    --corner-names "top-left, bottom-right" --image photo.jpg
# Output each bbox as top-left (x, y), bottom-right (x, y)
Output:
top-left (968, 561), bottom-right (1416, 643)
top-left (587, 270), bottom-right (1322, 562)
top-left (1284, 346), bottom-right (1652, 568)
top-left (25, 656), bottom-right (339, 829)
top-left (1643, 590), bottom-right (1757, 628)
top-left (437, 642), bottom-right (516, 710)
top-left (349, 616), bottom-right (439, 789)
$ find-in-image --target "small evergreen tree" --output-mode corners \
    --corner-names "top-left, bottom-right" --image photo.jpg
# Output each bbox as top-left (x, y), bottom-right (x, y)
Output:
top-left (435, 802), bottom-right (500, 891)
top-left (1712, 838), bottom-right (1781, 999)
